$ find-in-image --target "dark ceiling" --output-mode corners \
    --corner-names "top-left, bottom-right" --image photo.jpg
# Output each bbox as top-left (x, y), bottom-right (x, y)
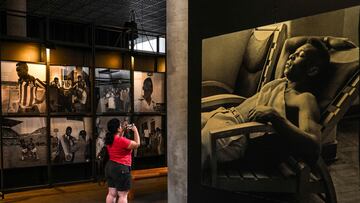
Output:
top-left (0, 0), bottom-right (166, 34)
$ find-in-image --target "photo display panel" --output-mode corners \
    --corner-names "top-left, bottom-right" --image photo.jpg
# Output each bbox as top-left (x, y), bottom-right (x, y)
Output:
top-left (132, 116), bottom-right (164, 157)
top-left (49, 65), bottom-right (90, 113)
top-left (1, 117), bottom-right (47, 168)
top-left (50, 117), bottom-right (92, 164)
top-left (199, 7), bottom-right (360, 201)
top-left (95, 116), bottom-right (131, 159)
top-left (133, 71), bottom-right (165, 113)
top-left (95, 68), bottom-right (131, 113)
top-left (1, 61), bottom-right (46, 114)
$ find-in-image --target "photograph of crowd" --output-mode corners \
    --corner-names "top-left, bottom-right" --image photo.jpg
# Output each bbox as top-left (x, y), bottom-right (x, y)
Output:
top-left (1, 61), bottom-right (46, 114)
top-left (95, 68), bottom-right (131, 113)
top-left (95, 116), bottom-right (131, 159)
top-left (1, 117), bottom-right (47, 168)
top-left (132, 116), bottom-right (164, 157)
top-left (49, 66), bottom-right (90, 113)
top-left (50, 117), bottom-right (92, 164)
top-left (134, 72), bottom-right (165, 112)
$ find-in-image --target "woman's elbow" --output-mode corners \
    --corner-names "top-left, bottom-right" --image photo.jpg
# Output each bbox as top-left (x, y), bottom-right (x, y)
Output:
top-left (133, 143), bottom-right (140, 149)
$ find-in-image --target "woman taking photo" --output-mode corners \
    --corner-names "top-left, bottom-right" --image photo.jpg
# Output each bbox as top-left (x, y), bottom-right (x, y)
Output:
top-left (105, 118), bottom-right (140, 203)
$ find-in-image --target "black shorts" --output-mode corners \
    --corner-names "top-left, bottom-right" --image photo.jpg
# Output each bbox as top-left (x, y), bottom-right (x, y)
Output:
top-left (105, 160), bottom-right (132, 191)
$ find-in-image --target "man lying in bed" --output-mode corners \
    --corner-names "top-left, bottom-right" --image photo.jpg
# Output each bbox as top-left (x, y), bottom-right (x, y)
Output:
top-left (201, 38), bottom-right (332, 171)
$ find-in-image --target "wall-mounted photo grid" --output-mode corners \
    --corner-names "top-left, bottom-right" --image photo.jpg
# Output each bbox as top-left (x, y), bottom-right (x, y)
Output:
top-left (133, 116), bottom-right (164, 157)
top-left (95, 68), bottom-right (131, 113)
top-left (1, 61), bottom-right (46, 114)
top-left (1, 117), bottom-right (47, 168)
top-left (50, 117), bottom-right (92, 164)
top-left (49, 66), bottom-right (90, 113)
top-left (133, 71), bottom-right (165, 113)
top-left (95, 116), bottom-right (130, 159)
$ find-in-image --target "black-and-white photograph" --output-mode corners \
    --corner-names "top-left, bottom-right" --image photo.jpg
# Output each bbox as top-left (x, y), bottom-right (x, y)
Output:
top-left (1, 61), bottom-right (46, 114)
top-left (95, 116), bottom-right (131, 159)
top-left (200, 7), bottom-right (359, 202)
top-left (1, 117), bottom-right (47, 168)
top-left (133, 116), bottom-right (164, 157)
top-left (49, 65), bottom-right (90, 113)
top-left (50, 117), bottom-right (92, 164)
top-left (134, 71), bottom-right (165, 112)
top-left (95, 68), bottom-right (131, 113)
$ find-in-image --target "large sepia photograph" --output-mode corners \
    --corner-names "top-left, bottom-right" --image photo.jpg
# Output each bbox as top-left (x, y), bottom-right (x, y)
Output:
top-left (133, 116), bottom-right (164, 157)
top-left (1, 61), bottom-right (46, 114)
top-left (95, 68), bottom-right (131, 113)
top-left (50, 117), bottom-right (92, 164)
top-left (49, 65), bottom-right (90, 113)
top-left (1, 117), bottom-right (47, 168)
top-left (201, 7), bottom-right (359, 202)
top-left (134, 71), bottom-right (165, 113)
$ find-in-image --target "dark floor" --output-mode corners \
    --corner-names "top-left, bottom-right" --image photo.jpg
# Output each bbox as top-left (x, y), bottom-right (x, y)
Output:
top-left (1, 118), bottom-right (359, 203)
top-left (1, 183), bottom-right (167, 203)
top-left (328, 118), bottom-right (360, 203)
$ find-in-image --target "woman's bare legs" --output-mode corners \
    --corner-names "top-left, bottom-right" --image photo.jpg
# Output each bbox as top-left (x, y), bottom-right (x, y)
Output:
top-left (117, 191), bottom-right (129, 203)
top-left (106, 187), bottom-right (117, 203)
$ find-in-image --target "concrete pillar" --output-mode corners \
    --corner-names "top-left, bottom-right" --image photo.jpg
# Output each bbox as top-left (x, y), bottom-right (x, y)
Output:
top-left (6, 0), bottom-right (27, 37)
top-left (167, 0), bottom-right (188, 203)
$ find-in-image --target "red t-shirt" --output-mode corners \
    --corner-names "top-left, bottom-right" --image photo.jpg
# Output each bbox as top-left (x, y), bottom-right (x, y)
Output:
top-left (107, 135), bottom-right (132, 166)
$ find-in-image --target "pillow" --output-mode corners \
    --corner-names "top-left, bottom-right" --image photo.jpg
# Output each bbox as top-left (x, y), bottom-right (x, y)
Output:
top-left (242, 32), bottom-right (274, 73)
top-left (234, 31), bottom-right (274, 97)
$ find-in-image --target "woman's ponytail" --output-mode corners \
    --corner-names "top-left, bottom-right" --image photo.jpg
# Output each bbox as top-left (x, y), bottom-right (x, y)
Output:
top-left (105, 118), bottom-right (120, 145)
top-left (105, 132), bottom-right (114, 145)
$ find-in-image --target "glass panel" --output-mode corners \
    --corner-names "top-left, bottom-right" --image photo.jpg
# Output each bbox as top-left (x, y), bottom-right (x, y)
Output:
top-left (50, 117), bottom-right (92, 164)
top-left (49, 66), bottom-right (90, 113)
top-left (133, 71), bottom-right (165, 113)
top-left (95, 116), bottom-right (131, 158)
top-left (1, 61), bottom-right (46, 114)
top-left (2, 117), bottom-right (47, 168)
top-left (133, 116), bottom-right (164, 157)
top-left (95, 68), bottom-right (131, 113)
top-left (134, 35), bottom-right (157, 52)
top-left (159, 37), bottom-right (166, 53)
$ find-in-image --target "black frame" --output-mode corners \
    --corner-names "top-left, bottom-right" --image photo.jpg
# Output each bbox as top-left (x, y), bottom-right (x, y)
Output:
top-left (0, 10), bottom-right (167, 196)
top-left (188, 1), bottom-right (359, 202)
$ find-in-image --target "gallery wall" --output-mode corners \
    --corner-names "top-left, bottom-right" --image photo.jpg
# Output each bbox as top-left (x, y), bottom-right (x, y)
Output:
top-left (187, 1), bottom-right (359, 203)
top-left (0, 39), bottom-right (167, 190)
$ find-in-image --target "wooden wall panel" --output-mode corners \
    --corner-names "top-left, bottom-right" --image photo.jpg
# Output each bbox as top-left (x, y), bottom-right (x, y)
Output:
top-left (50, 46), bottom-right (91, 66)
top-left (95, 50), bottom-right (123, 69)
top-left (157, 56), bottom-right (166, 72)
top-left (0, 41), bottom-right (43, 62)
top-left (134, 55), bottom-right (155, 72)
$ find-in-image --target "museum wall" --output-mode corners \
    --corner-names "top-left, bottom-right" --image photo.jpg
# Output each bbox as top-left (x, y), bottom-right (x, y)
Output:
top-left (50, 46), bottom-right (92, 66)
top-left (0, 41), bottom-right (42, 62)
top-left (167, 0), bottom-right (188, 202)
top-left (188, 0), bottom-right (359, 202)
top-left (95, 50), bottom-right (124, 69)
top-left (0, 38), bottom-right (167, 190)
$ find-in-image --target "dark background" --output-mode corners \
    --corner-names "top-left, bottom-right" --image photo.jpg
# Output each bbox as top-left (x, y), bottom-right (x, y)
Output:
top-left (188, 0), bottom-right (359, 202)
